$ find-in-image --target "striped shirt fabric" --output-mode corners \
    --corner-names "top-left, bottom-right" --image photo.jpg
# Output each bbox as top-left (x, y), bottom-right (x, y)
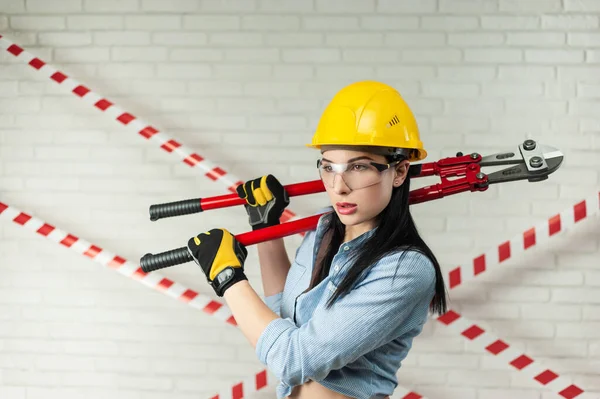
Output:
top-left (256, 210), bottom-right (436, 399)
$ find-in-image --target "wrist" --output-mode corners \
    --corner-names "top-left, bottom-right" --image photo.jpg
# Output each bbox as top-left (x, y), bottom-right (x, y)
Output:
top-left (212, 266), bottom-right (248, 297)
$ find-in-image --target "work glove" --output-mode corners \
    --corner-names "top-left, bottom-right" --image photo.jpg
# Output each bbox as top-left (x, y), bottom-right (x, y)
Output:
top-left (187, 228), bottom-right (248, 297)
top-left (236, 175), bottom-right (290, 231)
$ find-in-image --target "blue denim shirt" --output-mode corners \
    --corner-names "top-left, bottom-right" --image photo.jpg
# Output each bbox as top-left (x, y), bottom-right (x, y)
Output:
top-left (256, 209), bottom-right (436, 399)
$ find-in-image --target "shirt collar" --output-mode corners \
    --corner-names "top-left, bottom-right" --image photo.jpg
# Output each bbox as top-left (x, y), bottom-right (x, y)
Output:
top-left (314, 207), bottom-right (378, 253)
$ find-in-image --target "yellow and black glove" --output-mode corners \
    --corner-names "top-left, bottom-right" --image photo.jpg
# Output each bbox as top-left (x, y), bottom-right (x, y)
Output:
top-left (236, 174), bottom-right (290, 231)
top-left (187, 228), bottom-right (248, 297)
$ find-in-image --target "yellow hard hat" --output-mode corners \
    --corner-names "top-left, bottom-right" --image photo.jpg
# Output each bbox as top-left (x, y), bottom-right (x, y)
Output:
top-left (307, 80), bottom-right (427, 161)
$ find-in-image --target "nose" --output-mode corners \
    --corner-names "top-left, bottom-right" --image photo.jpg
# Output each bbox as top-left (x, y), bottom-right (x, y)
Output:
top-left (332, 173), bottom-right (351, 195)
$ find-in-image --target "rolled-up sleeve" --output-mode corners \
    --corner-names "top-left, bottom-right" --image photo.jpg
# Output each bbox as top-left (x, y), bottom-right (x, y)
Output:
top-left (255, 250), bottom-right (436, 387)
top-left (264, 292), bottom-right (283, 317)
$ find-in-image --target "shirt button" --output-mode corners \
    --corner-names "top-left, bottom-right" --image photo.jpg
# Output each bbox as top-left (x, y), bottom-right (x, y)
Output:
top-left (344, 246), bottom-right (349, 251)
top-left (334, 265), bottom-right (340, 272)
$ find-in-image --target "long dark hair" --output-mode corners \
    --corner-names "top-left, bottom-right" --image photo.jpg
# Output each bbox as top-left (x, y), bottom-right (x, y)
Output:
top-left (307, 154), bottom-right (448, 316)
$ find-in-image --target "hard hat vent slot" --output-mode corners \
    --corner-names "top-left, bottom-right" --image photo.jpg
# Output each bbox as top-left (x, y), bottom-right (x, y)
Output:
top-left (386, 115), bottom-right (400, 128)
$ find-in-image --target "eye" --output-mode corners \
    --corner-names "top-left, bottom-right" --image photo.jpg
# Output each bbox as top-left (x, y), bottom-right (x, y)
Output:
top-left (322, 165), bottom-right (333, 173)
top-left (351, 164), bottom-right (368, 171)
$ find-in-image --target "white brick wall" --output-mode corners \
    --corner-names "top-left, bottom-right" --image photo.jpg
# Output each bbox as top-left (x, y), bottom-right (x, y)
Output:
top-left (0, 1), bottom-right (599, 398)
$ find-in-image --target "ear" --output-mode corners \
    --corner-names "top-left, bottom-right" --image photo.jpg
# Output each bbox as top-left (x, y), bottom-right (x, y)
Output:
top-left (393, 160), bottom-right (410, 187)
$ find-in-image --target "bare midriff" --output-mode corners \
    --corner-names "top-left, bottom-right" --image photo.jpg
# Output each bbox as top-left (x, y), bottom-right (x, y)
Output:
top-left (287, 380), bottom-right (390, 399)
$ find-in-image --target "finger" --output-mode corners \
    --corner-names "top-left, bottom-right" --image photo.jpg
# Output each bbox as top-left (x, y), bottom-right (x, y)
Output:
top-left (235, 182), bottom-right (247, 199)
top-left (243, 181), bottom-right (257, 206)
top-left (261, 175), bottom-right (274, 202)
top-left (251, 177), bottom-right (267, 206)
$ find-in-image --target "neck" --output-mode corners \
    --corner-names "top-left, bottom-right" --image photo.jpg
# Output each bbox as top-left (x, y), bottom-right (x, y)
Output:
top-left (343, 219), bottom-right (377, 243)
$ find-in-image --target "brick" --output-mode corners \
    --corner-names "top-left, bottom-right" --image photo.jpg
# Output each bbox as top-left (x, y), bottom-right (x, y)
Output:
top-left (67, 15), bottom-right (123, 29)
top-left (466, 48), bottom-right (523, 63)
top-left (258, 0), bottom-right (313, 12)
top-left (54, 47), bottom-right (110, 63)
top-left (156, 64), bottom-right (211, 79)
top-left (438, 66), bottom-right (497, 81)
top-left (402, 49), bottom-right (461, 63)
top-left (84, 0), bottom-right (138, 11)
top-left (27, 0), bottom-right (82, 12)
top-left (343, 49), bottom-right (400, 63)
top-left (583, 306), bottom-right (600, 320)
top-left (565, 0), bottom-right (600, 11)
top-left (376, 66), bottom-right (436, 80)
top-left (521, 304), bottom-right (582, 321)
top-left (482, 16), bottom-right (540, 30)
top-left (505, 99), bottom-right (567, 115)
top-left (273, 65), bottom-right (314, 79)
top-left (500, 0), bottom-right (563, 11)
top-left (448, 32), bottom-right (504, 46)
top-left (422, 16), bottom-right (479, 30)
top-left (315, 0), bottom-right (374, 13)
top-left (97, 63), bottom-right (154, 78)
top-left (316, 65), bottom-right (374, 80)
top-left (152, 32), bottom-right (208, 46)
top-left (305, 16), bottom-right (360, 30)
top-left (568, 32), bottom-right (600, 46)
top-left (439, 0), bottom-right (497, 13)
top-left (210, 32), bottom-right (264, 46)
top-left (224, 48), bottom-right (279, 63)
top-left (377, 0), bottom-right (436, 12)
top-left (0, 0), bottom-right (25, 12)
top-left (126, 15), bottom-right (181, 30)
top-left (169, 48), bottom-right (223, 62)
top-left (542, 15), bottom-right (599, 29)
top-left (384, 32), bottom-right (446, 47)
top-left (587, 49), bottom-right (600, 63)
top-left (93, 31), bottom-right (150, 46)
top-left (111, 47), bottom-right (168, 62)
top-left (558, 66), bottom-right (600, 81)
top-left (201, 0), bottom-right (257, 12)
top-left (525, 49), bottom-right (584, 64)
top-left (183, 15), bottom-right (239, 30)
top-left (242, 15), bottom-right (300, 30)
top-left (0, 387), bottom-right (25, 399)
top-left (507, 32), bottom-right (566, 46)
top-left (282, 48), bottom-right (340, 63)
top-left (556, 322), bottom-right (600, 338)
top-left (553, 288), bottom-right (600, 303)
top-left (447, 370), bottom-right (511, 387)
top-left (10, 16), bottom-right (66, 30)
top-left (142, 0), bottom-right (199, 11)
top-left (36, 32), bottom-right (88, 48)
top-left (213, 64), bottom-right (271, 79)
top-left (326, 33), bottom-right (383, 47)
top-left (499, 65), bottom-right (556, 81)
top-left (483, 82), bottom-right (545, 97)
top-left (364, 17), bottom-right (423, 32)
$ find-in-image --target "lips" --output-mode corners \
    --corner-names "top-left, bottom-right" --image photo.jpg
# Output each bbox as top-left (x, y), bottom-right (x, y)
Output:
top-left (336, 202), bottom-right (358, 215)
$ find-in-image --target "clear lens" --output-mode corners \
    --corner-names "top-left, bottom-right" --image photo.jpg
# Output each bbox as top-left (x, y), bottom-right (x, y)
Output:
top-left (318, 161), bottom-right (386, 190)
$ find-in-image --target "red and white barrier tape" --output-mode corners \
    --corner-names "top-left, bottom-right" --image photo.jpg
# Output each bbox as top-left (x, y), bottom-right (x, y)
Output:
top-left (447, 192), bottom-right (600, 290)
top-left (0, 200), bottom-right (236, 326)
top-left (436, 309), bottom-right (586, 399)
top-left (0, 199), bottom-right (427, 398)
top-left (0, 34), bottom-right (296, 224)
top-left (434, 192), bottom-right (600, 398)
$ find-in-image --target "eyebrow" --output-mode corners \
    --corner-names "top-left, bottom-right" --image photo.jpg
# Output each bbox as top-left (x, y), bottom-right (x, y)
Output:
top-left (321, 156), bottom-right (375, 163)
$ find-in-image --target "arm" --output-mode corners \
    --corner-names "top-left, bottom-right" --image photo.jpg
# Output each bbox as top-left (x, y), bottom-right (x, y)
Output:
top-left (252, 251), bottom-right (436, 387)
top-left (257, 238), bottom-right (291, 296)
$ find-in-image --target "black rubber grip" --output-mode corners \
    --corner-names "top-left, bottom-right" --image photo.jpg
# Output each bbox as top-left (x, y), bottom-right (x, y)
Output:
top-left (149, 198), bottom-right (203, 221)
top-left (140, 247), bottom-right (193, 272)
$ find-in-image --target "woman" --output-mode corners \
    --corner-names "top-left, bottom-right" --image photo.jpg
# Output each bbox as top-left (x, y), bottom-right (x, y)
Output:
top-left (187, 81), bottom-right (448, 399)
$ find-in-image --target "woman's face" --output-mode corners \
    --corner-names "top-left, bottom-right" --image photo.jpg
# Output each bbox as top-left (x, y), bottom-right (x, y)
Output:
top-left (319, 148), bottom-right (409, 232)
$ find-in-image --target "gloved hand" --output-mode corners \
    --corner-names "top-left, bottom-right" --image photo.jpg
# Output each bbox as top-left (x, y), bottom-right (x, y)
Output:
top-left (236, 175), bottom-right (290, 231)
top-left (187, 228), bottom-right (248, 297)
